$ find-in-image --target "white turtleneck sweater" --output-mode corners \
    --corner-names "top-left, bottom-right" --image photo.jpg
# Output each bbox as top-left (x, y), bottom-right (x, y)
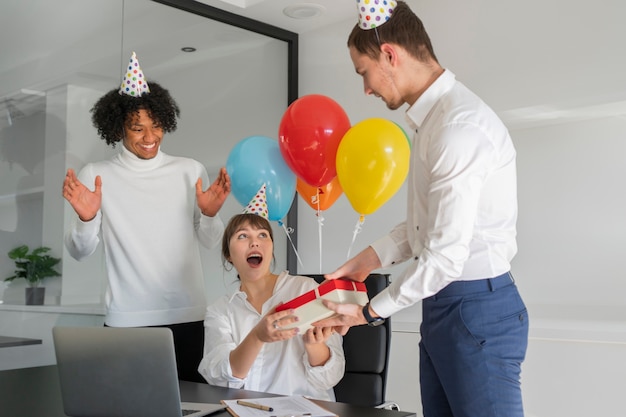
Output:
top-left (65, 146), bottom-right (224, 327)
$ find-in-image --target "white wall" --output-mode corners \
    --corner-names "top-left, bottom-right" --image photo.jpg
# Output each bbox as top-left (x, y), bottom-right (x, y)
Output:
top-left (513, 117), bottom-right (626, 308)
top-left (297, 1), bottom-right (626, 415)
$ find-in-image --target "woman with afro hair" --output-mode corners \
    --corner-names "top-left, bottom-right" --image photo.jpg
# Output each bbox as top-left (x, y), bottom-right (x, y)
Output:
top-left (62, 54), bottom-right (231, 383)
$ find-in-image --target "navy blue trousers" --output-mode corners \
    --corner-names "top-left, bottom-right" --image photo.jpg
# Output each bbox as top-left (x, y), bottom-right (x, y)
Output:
top-left (419, 273), bottom-right (528, 417)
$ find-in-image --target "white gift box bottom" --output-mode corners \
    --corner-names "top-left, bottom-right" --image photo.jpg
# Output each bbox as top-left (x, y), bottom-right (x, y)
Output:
top-left (276, 279), bottom-right (369, 332)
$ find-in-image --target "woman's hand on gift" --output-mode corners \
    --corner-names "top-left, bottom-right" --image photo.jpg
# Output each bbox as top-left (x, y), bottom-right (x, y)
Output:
top-left (255, 307), bottom-right (299, 343)
top-left (303, 326), bottom-right (334, 367)
top-left (302, 326), bottom-right (334, 346)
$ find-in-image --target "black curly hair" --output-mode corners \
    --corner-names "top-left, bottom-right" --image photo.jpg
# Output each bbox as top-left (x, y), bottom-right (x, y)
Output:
top-left (90, 81), bottom-right (180, 147)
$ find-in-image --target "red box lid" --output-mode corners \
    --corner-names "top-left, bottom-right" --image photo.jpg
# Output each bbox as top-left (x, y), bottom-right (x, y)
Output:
top-left (276, 279), bottom-right (366, 311)
top-left (276, 289), bottom-right (317, 311)
top-left (318, 279), bottom-right (366, 296)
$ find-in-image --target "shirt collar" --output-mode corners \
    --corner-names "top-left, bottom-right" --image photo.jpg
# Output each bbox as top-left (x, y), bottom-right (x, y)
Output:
top-left (118, 144), bottom-right (164, 171)
top-left (229, 270), bottom-right (290, 304)
top-left (405, 69), bottom-right (456, 131)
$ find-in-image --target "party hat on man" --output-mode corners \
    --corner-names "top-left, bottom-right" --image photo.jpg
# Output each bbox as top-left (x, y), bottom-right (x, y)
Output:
top-left (243, 183), bottom-right (269, 219)
top-left (119, 51), bottom-right (150, 97)
top-left (356, 0), bottom-right (397, 30)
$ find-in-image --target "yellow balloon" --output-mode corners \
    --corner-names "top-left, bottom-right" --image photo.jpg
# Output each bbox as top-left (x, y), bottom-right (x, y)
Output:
top-left (336, 118), bottom-right (410, 215)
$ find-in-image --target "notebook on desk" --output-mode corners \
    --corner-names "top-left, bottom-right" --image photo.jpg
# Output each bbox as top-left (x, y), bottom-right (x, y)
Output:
top-left (52, 326), bottom-right (226, 417)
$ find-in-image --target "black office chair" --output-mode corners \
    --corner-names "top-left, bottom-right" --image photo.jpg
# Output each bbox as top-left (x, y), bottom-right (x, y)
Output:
top-left (305, 273), bottom-right (398, 410)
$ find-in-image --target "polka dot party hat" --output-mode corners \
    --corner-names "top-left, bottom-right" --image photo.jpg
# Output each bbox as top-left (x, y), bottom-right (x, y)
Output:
top-left (356, 0), bottom-right (397, 30)
top-left (243, 183), bottom-right (269, 219)
top-left (119, 52), bottom-right (150, 97)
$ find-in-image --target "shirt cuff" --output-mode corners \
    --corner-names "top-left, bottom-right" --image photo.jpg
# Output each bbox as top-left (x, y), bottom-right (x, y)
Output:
top-left (223, 363), bottom-right (246, 388)
top-left (369, 289), bottom-right (400, 319)
top-left (371, 235), bottom-right (404, 268)
top-left (74, 211), bottom-right (101, 233)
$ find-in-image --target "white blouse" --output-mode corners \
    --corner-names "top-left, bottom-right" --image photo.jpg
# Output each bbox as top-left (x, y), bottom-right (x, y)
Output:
top-left (198, 271), bottom-right (345, 401)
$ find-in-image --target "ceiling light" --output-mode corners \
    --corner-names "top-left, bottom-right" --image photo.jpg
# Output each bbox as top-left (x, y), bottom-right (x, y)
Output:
top-left (181, 47), bottom-right (196, 52)
top-left (283, 3), bottom-right (326, 19)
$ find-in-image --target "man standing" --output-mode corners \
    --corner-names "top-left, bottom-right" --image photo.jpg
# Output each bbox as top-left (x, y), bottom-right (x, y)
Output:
top-left (63, 52), bottom-right (230, 382)
top-left (318, 2), bottom-right (528, 416)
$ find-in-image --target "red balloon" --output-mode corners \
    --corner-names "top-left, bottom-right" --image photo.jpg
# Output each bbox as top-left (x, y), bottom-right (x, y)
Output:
top-left (296, 176), bottom-right (343, 212)
top-left (278, 95), bottom-right (351, 187)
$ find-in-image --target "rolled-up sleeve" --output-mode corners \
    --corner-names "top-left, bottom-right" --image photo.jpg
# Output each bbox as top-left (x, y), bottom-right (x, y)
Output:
top-left (302, 333), bottom-right (345, 392)
top-left (198, 301), bottom-right (245, 388)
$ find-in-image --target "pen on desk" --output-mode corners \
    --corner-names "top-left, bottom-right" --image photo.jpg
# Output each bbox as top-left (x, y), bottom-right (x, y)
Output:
top-left (236, 400), bottom-right (274, 412)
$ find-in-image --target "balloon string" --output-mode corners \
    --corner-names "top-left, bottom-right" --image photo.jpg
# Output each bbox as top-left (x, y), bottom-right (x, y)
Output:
top-left (316, 188), bottom-right (322, 274)
top-left (280, 221), bottom-right (303, 269)
top-left (347, 216), bottom-right (365, 260)
top-left (317, 211), bottom-right (324, 274)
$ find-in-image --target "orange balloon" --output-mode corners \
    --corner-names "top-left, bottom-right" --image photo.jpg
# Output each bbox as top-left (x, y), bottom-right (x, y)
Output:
top-left (296, 177), bottom-right (343, 211)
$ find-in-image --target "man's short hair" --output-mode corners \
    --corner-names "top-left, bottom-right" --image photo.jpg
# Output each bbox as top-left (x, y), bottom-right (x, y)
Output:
top-left (348, 1), bottom-right (438, 64)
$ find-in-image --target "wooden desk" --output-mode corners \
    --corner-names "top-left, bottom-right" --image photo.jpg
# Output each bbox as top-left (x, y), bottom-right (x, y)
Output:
top-left (0, 335), bottom-right (42, 348)
top-left (179, 381), bottom-right (417, 417)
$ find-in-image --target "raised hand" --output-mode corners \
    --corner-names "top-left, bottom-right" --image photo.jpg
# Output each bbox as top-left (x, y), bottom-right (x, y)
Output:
top-left (62, 169), bottom-right (102, 222)
top-left (196, 167), bottom-right (231, 217)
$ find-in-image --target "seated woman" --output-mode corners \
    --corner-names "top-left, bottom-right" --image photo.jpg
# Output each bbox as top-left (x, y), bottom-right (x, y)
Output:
top-left (198, 207), bottom-right (345, 401)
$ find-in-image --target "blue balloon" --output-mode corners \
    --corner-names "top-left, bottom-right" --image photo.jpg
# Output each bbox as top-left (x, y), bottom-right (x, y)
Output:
top-left (226, 136), bottom-right (296, 221)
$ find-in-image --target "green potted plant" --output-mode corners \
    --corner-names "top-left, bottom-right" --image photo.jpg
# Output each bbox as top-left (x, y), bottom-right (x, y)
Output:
top-left (4, 245), bottom-right (61, 305)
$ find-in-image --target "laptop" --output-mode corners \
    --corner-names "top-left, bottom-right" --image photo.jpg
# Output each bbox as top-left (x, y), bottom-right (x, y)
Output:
top-left (52, 326), bottom-right (226, 417)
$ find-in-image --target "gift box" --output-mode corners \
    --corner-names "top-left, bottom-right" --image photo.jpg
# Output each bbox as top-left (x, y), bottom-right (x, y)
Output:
top-left (276, 279), bottom-right (369, 332)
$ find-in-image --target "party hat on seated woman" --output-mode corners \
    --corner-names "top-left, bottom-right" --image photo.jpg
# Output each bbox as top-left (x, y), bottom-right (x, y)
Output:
top-left (243, 183), bottom-right (302, 266)
top-left (119, 51), bottom-right (150, 97)
top-left (356, 0), bottom-right (397, 30)
top-left (243, 183), bottom-right (269, 219)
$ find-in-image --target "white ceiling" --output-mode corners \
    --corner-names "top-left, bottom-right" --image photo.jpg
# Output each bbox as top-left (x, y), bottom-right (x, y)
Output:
top-left (196, 0), bottom-right (357, 33)
top-left (1, 0), bottom-right (313, 128)
top-left (4, 0), bottom-right (625, 131)
top-left (197, 0), bottom-right (626, 130)
top-left (0, 0), bottom-right (352, 103)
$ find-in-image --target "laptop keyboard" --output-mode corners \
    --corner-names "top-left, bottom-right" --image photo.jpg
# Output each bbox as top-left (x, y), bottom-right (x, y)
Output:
top-left (182, 409), bottom-right (201, 416)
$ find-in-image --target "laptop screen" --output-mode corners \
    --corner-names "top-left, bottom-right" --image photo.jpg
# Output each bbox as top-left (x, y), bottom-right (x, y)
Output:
top-left (52, 326), bottom-right (225, 417)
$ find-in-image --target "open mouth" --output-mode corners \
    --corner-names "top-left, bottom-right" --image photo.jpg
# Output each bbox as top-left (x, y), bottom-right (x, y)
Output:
top-left (247, 254), bottom-right (263, 266)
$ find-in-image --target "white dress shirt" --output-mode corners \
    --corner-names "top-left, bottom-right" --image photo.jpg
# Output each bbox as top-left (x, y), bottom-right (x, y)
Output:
top-left (370, 69), bottom-right (518, 319)
top-left (198, 271), bottom-right (345, 401)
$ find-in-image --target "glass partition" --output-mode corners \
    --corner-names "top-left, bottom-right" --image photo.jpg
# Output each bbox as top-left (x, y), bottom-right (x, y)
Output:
top-left (0, 0), bottom-right (297, 305)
